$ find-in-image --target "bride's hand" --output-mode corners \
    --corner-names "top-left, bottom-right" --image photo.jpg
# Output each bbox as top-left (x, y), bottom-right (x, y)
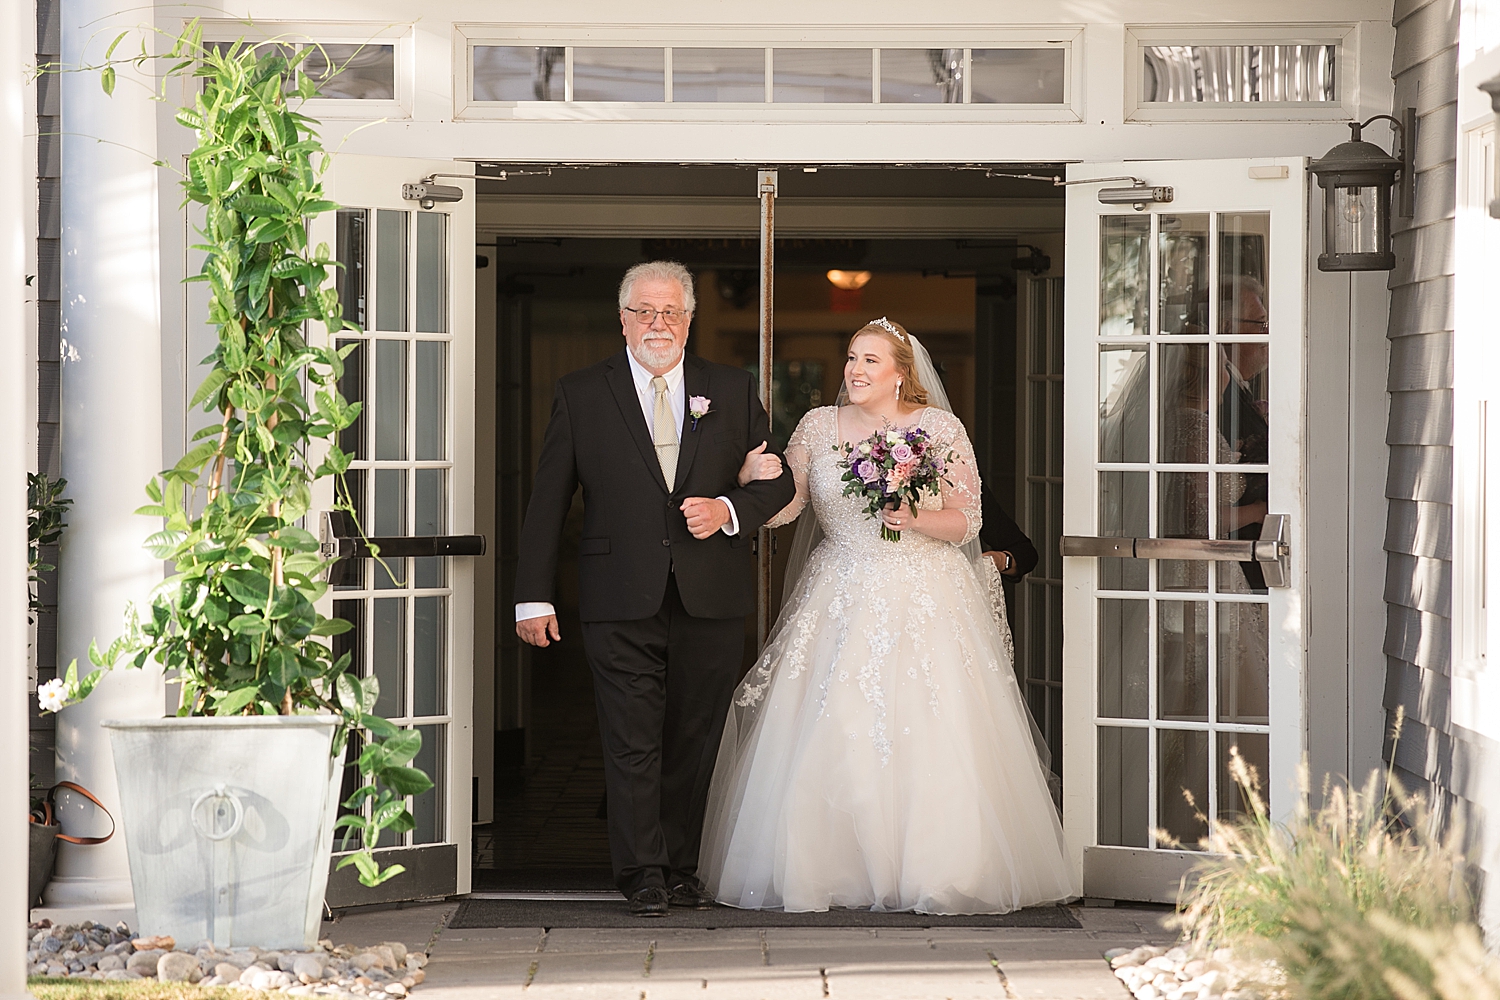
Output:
top-left (737, 441), bottom-right (783, 487)
top-left (880, 502), bottom-right (916, 534)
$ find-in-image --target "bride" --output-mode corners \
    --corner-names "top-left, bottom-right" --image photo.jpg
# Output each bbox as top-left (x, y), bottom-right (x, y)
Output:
top-left (700, 317), bottom-right (1077, 914)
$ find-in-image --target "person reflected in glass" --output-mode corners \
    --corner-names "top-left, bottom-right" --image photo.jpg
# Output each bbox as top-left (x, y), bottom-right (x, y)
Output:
top-left (1218, 276), bottom-right (1270, 591)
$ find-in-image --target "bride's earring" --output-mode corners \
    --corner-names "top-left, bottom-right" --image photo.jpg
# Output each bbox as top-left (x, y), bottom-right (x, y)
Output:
top-left (895, 379), bottom-right (902, 398)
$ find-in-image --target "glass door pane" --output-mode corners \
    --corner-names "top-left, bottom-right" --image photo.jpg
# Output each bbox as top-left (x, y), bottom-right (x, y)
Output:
top-left (1091, 210), bottom-right (1273, 851)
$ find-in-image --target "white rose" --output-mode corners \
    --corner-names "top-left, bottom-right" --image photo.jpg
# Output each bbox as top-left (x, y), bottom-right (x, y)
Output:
top-left (886, 432), bottom-right (901, 445)
top-left (37, 678), bottom-right (68, 714)
top-left (858, 443), bottom-right (871, 455)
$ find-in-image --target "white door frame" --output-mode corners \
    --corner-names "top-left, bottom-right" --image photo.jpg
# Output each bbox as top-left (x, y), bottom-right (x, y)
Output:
top-left (1061, 158), bottom-right (1308, 900)
top-left (310, 154), bottom-right (477, 900)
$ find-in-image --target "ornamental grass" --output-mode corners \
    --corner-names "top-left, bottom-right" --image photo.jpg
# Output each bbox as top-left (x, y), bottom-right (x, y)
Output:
top-left (1166, 709), bottom-right (1498, 1000)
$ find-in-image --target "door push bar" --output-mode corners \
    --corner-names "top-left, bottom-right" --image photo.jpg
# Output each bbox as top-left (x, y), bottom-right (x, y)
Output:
top-left (320, 510), bottom-right (487, 561)
top-left (1061, 514), bottom-right (1290, 588)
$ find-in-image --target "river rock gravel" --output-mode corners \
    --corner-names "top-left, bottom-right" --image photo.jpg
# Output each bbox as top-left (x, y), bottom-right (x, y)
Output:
top-left (26, 921), bottom-right (429, 998)
top-left (1104, 943), bottom-right (1280, 1000)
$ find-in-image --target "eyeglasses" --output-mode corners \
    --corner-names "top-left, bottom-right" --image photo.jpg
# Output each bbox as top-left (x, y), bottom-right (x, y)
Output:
top-left (1226, 318), bottom-right (1269, 332)
top-left (624, 306), bottom-right (690, 326)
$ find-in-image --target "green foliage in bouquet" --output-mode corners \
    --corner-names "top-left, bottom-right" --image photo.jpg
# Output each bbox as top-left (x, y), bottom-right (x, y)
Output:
top-left (41, 23), bottom-right (430, 888)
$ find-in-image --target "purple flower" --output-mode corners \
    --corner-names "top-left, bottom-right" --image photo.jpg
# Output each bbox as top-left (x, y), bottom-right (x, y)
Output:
top-left (855, 459), bottom-right (880, 484)
top-left (891, 442), bottom-right (914, 463)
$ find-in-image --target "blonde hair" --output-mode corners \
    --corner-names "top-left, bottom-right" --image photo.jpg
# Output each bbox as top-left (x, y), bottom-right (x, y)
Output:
top-left (849, 319), bottom-right (929, 406)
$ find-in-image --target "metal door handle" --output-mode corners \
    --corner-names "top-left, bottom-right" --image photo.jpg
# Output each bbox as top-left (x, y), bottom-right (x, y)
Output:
top-left (320, 511), bottom-right (488, 560)
top-left (1061, 514), bottom-right (1289, 587)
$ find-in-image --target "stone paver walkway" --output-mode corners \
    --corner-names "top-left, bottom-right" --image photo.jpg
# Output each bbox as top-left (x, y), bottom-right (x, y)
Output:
top-left (322, 902), bottom-right (1175, 1000)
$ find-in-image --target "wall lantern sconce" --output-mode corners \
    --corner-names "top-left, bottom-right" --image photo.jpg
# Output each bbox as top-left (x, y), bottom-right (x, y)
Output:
top-left (1478, 75), bottom-right (1500, 217)
top-left (1308, 109), bottom-right (1414, 272)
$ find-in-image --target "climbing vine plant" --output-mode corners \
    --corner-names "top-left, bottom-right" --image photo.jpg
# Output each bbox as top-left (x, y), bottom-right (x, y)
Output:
top-left (40, 23), bottom-right (429, 888)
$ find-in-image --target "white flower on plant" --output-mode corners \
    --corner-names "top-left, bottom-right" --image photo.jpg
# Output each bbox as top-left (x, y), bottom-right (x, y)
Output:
top-left (885, 431), bottom-right (901, 445)
top-left (858, 443), bottom-right (872, 455)
top-left (37, 678), bottom-right (69, 714)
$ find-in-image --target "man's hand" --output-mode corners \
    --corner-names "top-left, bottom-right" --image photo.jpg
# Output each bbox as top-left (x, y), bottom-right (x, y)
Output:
top-left (517, 615), bottom-right (561, 647)
top-left (681, 497), bottom-right (731, 539)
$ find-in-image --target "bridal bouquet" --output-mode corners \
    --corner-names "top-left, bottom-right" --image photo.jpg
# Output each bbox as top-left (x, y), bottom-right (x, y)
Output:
top-left (836, 425), bottom-right (956, 542)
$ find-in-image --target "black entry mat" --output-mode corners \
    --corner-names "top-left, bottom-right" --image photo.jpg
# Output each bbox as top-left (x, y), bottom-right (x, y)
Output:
top-left (451, 898), bottom-right (1081, 929)
top-left (471, 867), bottom-right (616, 892)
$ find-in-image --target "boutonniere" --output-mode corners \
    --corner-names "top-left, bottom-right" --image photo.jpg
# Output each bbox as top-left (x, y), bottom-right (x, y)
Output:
top-left (688, 395), bottom-right (712, 430)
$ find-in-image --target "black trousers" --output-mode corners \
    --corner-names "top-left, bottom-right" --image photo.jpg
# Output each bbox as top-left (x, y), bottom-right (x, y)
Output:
top-left (580, 574), bottom-right (745, 897)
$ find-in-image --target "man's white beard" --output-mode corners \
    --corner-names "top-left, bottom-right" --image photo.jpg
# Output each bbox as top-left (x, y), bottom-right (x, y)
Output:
top-left (630, 337), bottom-right (682, 370)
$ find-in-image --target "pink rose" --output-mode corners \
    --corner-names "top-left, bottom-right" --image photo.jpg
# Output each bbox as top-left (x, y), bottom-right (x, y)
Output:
top-left (891, 442), bottom-right (913, 462)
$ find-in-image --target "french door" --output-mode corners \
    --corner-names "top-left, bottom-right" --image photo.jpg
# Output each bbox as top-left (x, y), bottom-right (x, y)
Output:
top-left (309, 156), bottom-right (476, 904)
top-left (1062, 159), bottom-right (1306, 901)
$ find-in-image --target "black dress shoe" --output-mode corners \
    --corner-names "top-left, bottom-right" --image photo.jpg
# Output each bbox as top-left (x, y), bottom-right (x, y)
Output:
top-left (629, 886), bottom-right (670, 917)
top-left (667, 879), bottom-right (717, 910)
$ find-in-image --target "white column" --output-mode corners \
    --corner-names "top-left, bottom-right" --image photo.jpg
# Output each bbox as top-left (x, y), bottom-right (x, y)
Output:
top-left (45, 0), bottom-right (165, 915)
top-left (2, 0), bottom-right (35, 993)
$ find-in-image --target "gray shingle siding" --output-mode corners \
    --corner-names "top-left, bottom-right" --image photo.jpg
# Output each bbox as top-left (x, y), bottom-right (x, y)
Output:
top-left (1383, 0), bottom-right (1472, 825)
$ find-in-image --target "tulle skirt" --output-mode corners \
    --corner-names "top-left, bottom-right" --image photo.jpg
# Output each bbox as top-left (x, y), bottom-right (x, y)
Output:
top-left (700, 534), bottom-right (1078, 914)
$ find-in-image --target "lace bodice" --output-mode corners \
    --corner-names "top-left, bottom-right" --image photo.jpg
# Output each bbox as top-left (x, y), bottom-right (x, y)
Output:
top-left (767, 406), bottom-right (982, 547)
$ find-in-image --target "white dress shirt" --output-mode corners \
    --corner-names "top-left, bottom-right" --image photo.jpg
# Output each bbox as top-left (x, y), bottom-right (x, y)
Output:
top-left (516, 349), bottom-right (740, 623)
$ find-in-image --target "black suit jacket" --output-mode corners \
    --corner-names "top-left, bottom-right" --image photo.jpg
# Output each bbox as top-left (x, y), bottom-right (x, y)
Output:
top-left (978, 482), bottom-right (1040, 579)
top-left (516, 350), bottom-right (796, 622)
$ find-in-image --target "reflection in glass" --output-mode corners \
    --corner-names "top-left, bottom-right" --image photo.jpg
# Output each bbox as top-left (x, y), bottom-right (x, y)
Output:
top-left (1099, 216), bottom-right (1150, 337)
top-left (880, 49), bottom-right (964, 103)
top-left (415, 342), bottom-right (446, 460)
top-left (374, 211), bottom-right (407, 333)
top-left (1099, 470), bottom-right (1148, 590)
top-left (302, 44), bottom-right (395, 100)
top-left (1098, 347), bottom-right (1149, 463)
top-left (331, 600), bottom-right (363, 677)
top-left (1217, 473), bottom-right (1270, 594)
top-left (1158, 214), bottom-right (1210, 334)
top-left (1159, 729), bottom-right (1209, 848)
top-left (375, 469), bottom-right (406, 590)
top-left (471, 46), bottom-right (564, 101)
top-left (1217, 731), bottom-right (1270, 821)
top-left (414, 597), bottom-right (445, 717)
top-left (415, 213), bottom-right (447, 333)
top-left (335, 210), bottom-right (367, 330)
top-left (1330, 187), bottom-right (1382, 254)
top-left (1144, 44), bottom-right (1335, 103)
top-left (372, 598), bottom-right (405, 719)
top-left (773, 49), bottom-right (872, 103)
top-left (1218, 344), bottom-right (1270, 463)
top-left (1029, 387), bottom-right (1047, 476)
top-left (673, 48), bottom-right (764, 102)
top-left (375, 340), bottom-right (407, 461)
top-left (573, 48), bottom-right (665, 101)
top-left (413, 724), bottom-right (444, 844)
top-left (1158, 343), bottom-right (1210, 464)
top-left (970, 48), bottom-right (1065, 103)
top-left (414, 469), bottom-right (446, 589)
top-left (336, 339), bottom-right (366, 460)
top-left (1099, 599), bottom-right (1148, 718)
top-left (1158, 472), bottom-right (1209, 592)
top-left (1098, 727), bottom-right (1149, 847)
top-left (1218, 602), bottom-right (1269, 724)
top-left (1158, 600), bottom-right (1208, 721)
top-left (1219, 213), bottom-right (1270, 328)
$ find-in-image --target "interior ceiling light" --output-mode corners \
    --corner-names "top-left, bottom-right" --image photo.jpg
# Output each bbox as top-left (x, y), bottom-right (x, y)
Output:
top-left (826, 270), bottom-right (872, 290)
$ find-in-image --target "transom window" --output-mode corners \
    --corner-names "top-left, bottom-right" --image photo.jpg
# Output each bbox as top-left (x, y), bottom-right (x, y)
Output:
top-left (469, 45), bottom-right (1066, 105)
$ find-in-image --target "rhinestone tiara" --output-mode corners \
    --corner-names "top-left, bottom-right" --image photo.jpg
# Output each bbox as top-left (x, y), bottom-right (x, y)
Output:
top-left (868, 316), bottom-right (905, 342)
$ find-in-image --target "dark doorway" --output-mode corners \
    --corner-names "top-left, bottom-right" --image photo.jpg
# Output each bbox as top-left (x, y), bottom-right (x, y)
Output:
top-left (471, 170), bottom-right (1058, 891)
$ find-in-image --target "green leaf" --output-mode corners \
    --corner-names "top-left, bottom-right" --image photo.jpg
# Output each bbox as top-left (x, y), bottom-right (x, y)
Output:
top-left (361, 715), bottom-right (398, 738)
top-left (190, 368), bottom-right (231, 409)
top-left (221, 568), bottom-right (271, 608)
top-left (101, 66), bottom-right (116, 96)
top-left (213, 685), bottom-right (258, 716)
top-left (335, 673), bottom-right (363, 716)
top-left (378, 729), bottom-right (422, 766)
top-left (227, 613), bottom-right (269, 635)
top-left (380, 766), bottom-right (434, 797)
top-left (310, 616), bottom-right (353, 636)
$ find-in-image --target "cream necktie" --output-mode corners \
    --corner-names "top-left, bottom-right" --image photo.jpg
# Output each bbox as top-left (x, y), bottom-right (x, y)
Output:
top-left (651, 375), bottom-right (678, 491)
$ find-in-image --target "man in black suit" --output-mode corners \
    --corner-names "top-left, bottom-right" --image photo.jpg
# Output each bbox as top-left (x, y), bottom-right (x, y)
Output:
top-left (514, 261), bottom-right (795, 917)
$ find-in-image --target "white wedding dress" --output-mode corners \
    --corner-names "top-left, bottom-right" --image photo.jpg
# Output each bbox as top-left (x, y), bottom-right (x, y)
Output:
top-left (700, 405), bottom-right (1077, 914)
